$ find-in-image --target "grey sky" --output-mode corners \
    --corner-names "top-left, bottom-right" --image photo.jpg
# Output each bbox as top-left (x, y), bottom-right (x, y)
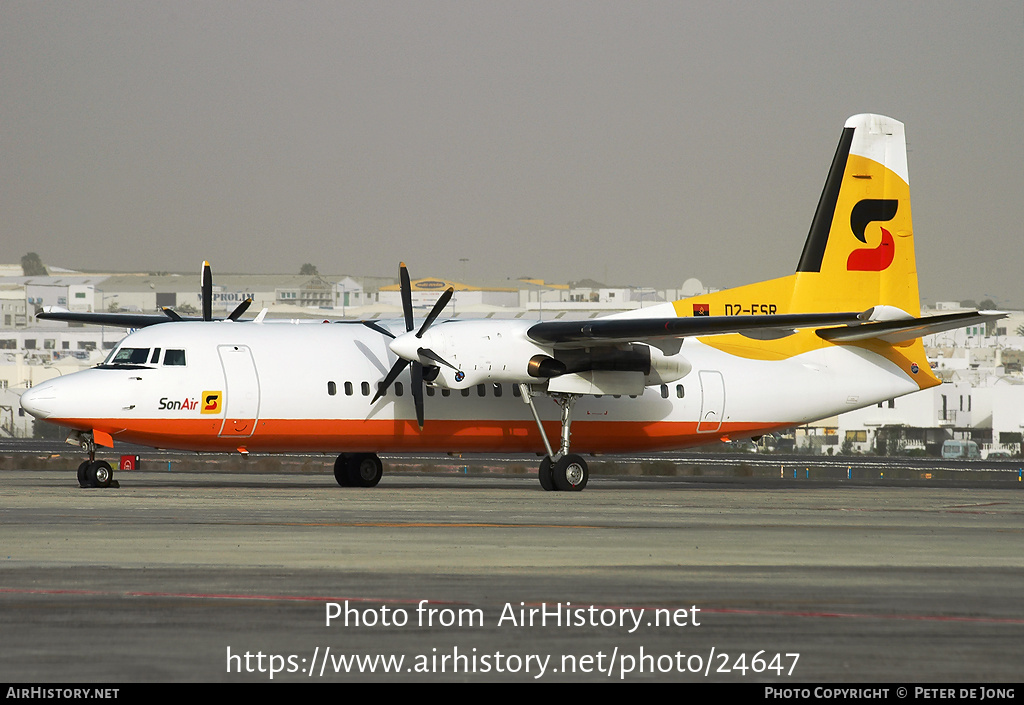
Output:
top-left (2, 1), bottom-right (1021, 303)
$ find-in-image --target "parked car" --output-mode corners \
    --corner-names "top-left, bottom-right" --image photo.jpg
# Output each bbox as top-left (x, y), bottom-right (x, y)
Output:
top-left (941, 440), bottom-right (981, 459)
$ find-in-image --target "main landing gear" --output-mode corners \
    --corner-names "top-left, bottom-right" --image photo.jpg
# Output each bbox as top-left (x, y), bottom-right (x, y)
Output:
top-left (334, 453), bottom-right (383, 487)
top-left (74, 433), bottom-right (117, 488)
top-left (519, 385), bottom-right (589, 492)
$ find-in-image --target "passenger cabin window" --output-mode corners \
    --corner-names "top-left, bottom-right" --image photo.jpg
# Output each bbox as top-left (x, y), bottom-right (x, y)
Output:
top-left (327, 381), bottom-right (337, 396)
top-left (344, 382), bottom-right (353, 396)
top-left (163, 349), bottom-right (186, 366)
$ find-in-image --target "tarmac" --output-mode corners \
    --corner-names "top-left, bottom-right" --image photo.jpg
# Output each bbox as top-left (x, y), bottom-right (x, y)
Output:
top-left (1, 462), bottom-right (1022, 683)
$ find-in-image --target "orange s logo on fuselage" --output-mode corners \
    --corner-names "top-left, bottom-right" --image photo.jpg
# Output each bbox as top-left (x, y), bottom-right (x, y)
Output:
top-left (847, 198), bottom-right (897, 272)
top-left (201, 391), bottom-right (222, 414)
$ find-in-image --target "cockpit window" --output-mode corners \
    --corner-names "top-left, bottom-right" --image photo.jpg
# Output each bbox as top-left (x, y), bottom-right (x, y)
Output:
top-left (111, 348), bottom-right (151, 365)
top-left (163, 349), bottom-right (186, 366)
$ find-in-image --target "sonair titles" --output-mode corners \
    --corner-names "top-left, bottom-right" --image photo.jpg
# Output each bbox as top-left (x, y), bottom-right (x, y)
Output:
top-left (158, 391), bottom-right (222, 413)
top-left (159, 396), bottom-right (199, 411)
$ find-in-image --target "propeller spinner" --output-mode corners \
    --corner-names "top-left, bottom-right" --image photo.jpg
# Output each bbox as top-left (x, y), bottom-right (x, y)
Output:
top-left (370, 263), bottom-right (455, 430)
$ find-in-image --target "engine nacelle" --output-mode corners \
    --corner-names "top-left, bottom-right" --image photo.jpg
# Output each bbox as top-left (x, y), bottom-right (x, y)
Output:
top-left (645, 345), bottom-right (692, 385)
top-left (396, 319), bottom-right (692, 390)
top-left (414, 319), bottom-right (555, 389)
top-left (547, 343), bottom-right (691, 385)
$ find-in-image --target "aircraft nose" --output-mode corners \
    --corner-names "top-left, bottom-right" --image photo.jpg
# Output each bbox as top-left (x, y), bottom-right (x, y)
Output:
top-left (20, 383), bottom-right (57, 419)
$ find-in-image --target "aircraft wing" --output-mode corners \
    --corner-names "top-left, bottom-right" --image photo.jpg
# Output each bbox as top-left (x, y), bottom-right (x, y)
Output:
top-left (527, 311), bottom-right (867, 347)
top-left (816, 310), bottom-right (1006, 344)
top-left (36, 307), bottom-right (195, 328)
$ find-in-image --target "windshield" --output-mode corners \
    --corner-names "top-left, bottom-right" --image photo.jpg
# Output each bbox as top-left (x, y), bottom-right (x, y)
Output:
top-left (110, 347), bottom-right (151, 365)
top-left (97, 346), bottom-right (188, 369)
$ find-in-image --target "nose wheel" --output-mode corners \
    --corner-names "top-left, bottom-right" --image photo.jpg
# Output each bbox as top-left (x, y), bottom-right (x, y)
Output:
top-left (77, 459), bottom-right (115, 488)
top-left (75, 433), bottom-right (117, 488)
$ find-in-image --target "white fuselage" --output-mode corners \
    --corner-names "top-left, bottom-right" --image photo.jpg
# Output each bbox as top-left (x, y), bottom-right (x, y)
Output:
top-left (20, 319), bottom-right (922, 455)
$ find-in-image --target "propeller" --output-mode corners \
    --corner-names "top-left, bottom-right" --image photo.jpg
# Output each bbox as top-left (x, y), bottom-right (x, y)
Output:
top-left (371, 262), bottom-right (455, 430)
top-left (159, 261), bottom-right (252, 323)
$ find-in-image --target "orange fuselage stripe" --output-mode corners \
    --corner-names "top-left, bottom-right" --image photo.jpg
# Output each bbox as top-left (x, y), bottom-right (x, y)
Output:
top-left (53, 417), bottom-right (794, 454)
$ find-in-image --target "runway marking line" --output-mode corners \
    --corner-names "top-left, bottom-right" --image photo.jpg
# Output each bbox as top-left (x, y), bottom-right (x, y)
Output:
top-left (0, 588), bottom-right (467, 606)
top-left (2, 588), bottom-right (1022, 625)
top-left (246, 522), bottom-right (604, 528)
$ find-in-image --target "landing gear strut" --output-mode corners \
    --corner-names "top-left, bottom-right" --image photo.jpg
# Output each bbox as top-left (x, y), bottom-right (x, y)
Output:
top-left (519, 385), bottom-right (589, 492)
top-left (334, 453), bottom-right (383, 487)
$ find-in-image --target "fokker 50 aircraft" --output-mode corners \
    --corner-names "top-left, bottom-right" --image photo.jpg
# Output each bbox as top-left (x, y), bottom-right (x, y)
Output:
top-left (21, 115), bottom-right (1001, 492)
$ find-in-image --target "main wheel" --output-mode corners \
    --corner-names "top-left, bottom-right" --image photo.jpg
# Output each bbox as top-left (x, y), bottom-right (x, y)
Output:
top-left (346, 453), bottom-right (383, 488)
top-left (85, 460), bottom-right (113, 489)
top-left (551, 454), bottom-right (588, 492)
top-left (538, 456), bottom-right (556, 491)
top-left (333, 454), bottom-right (352, 487)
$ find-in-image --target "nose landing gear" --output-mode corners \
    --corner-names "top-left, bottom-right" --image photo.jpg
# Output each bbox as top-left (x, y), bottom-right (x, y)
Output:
top-left (73, 433), bottom-right (118, 488)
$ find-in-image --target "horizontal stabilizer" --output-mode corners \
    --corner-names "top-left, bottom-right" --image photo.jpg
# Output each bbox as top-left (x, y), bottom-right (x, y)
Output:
top-left (816, 311), bottom-right (1006, 344)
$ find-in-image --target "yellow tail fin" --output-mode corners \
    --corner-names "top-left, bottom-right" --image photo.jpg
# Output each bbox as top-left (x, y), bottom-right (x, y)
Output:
top-left (791, 114), bottom-right (918, 315)
top-left (675, 114), bottom-right (919, 318)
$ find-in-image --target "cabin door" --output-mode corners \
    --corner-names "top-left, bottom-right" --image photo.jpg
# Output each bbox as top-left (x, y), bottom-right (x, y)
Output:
top-left (218, 344), bottom-right (261, 438)
top-left (697, 370), bottom-right (725, 433)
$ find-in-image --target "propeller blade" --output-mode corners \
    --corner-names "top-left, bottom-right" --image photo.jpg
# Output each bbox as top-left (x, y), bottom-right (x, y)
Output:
top-left (362, 320), bottom-right (396, 339)
top-left (201, 261), bottom-right (212, 322)
top-left (399, 262), bottom-right (413, 333)
top-left (411, 362), bottom-right (424, 430)
top-left (387, 263), bottom-right (442, 431)
top-left (371, 358), bottom-right (410, 404)
top-left (417, 346), bottom-right (458, 371)
top-left (416, 287), bottom-right (454, 338)
top-left (227, 298), bottom-right (252, 321)
top-left (161, 307), bottom-right (183, 321)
